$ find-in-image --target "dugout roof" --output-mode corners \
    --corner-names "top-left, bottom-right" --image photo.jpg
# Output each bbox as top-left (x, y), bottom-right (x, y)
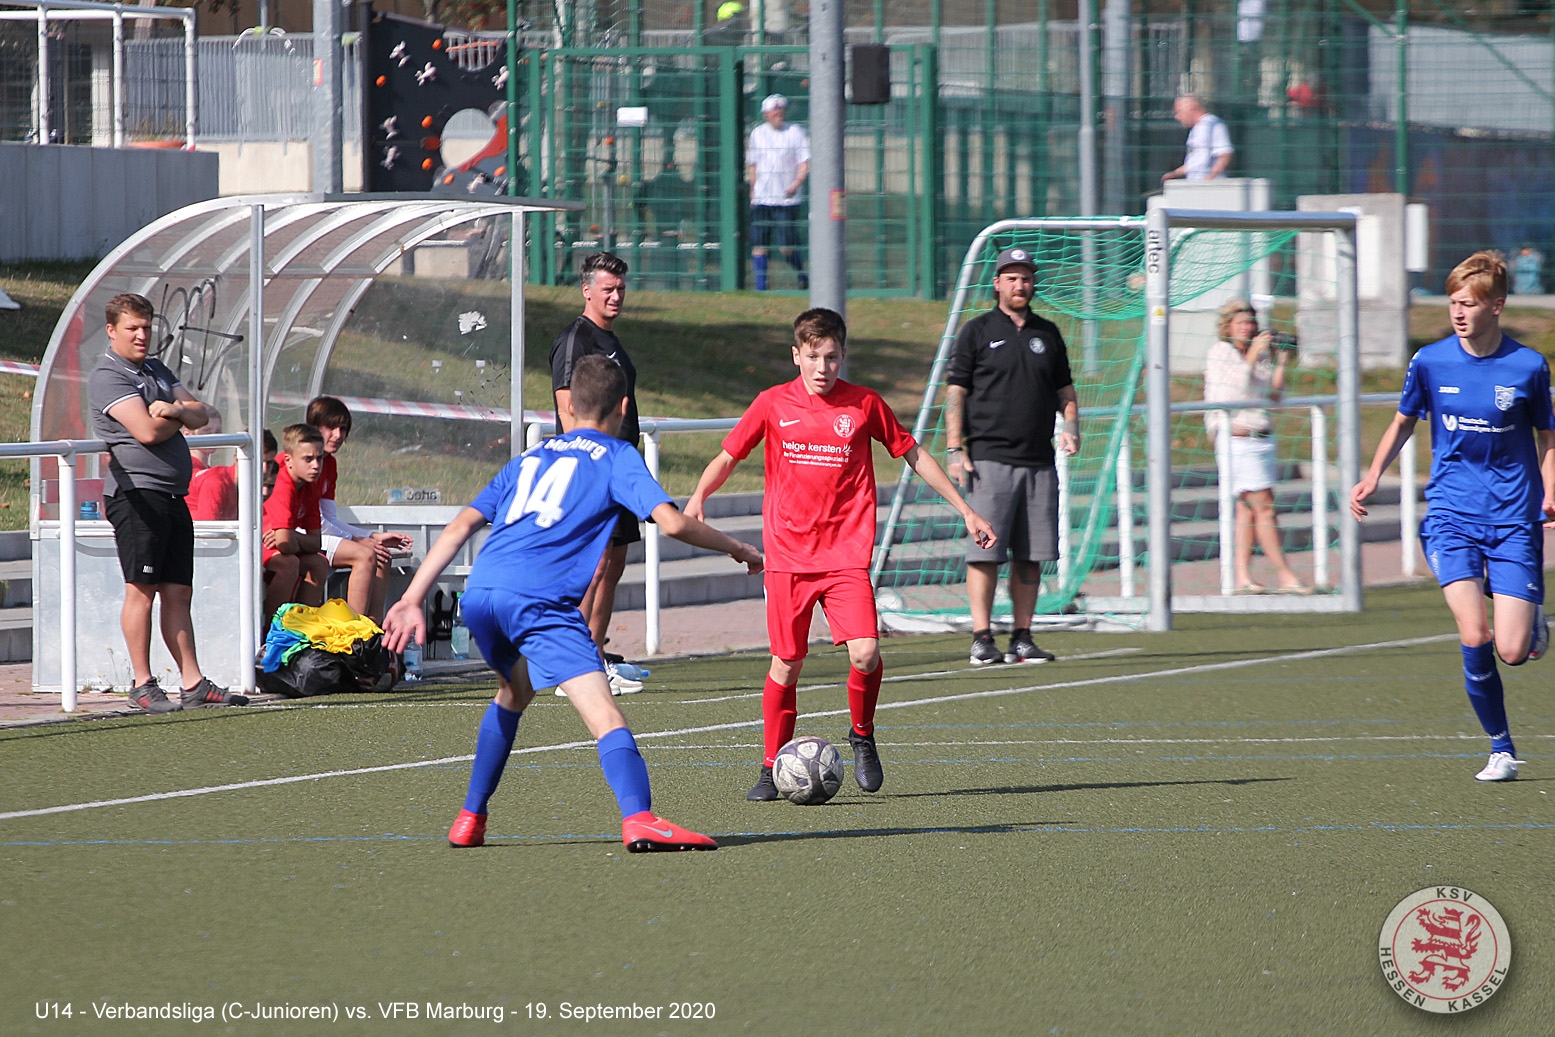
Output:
top-left (28, 192), bottom-right (580, 459)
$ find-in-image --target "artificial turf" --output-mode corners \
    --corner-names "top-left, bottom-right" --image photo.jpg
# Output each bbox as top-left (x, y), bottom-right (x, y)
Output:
top-left (2, 581), bottom-right (1552, 1035)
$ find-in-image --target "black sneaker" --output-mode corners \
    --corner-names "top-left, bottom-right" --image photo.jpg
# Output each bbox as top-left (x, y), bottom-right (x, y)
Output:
top-left (603, 650), bottom-right (625, 665)
top-left (747, 766), bottom-right (779, 802)
top-left (181, 677), bottom-right (249, 708)
top-left (848, 729), bottom-right (884, 793)
top-left (128, 677), bottom-right (181, 714)
top-left (970, 633), bottom-right (1004, 665)
top-left (1005, 630), bottom-right (1056, 664)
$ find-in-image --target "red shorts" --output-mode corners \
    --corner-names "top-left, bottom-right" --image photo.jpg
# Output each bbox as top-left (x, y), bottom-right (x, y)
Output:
top-left (765, 568), bottom-right (878, 660)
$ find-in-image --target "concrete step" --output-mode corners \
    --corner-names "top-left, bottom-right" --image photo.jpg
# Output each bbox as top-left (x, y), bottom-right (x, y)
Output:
top-left (0, 606), bottom-right (31, 663)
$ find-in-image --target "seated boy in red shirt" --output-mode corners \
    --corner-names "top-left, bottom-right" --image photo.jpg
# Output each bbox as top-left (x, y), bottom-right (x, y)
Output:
top-left (187, 408), bottom-right (238, 521)
top-left (262, 423), bottom-right (329, 619)
top-left (687, 308), bottom-right (996, 800)
top-left (305, 395), bottom-right (412, 622)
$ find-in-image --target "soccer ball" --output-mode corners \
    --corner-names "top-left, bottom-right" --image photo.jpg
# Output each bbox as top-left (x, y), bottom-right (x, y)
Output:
top-left (772, 737), bottom-right (845, 805)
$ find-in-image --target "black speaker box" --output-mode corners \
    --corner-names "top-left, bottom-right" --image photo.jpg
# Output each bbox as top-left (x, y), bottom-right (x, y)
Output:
top-left (851, 44), bottom-right (891, 105)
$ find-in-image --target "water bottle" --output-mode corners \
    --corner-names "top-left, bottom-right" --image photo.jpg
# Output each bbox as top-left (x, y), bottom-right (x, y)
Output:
top-left (449, 593), bottom-right (470, 660)
top-left (79, 501), bottom-right (100, 520)
top-left (402, 639), bottom-right (423, 679)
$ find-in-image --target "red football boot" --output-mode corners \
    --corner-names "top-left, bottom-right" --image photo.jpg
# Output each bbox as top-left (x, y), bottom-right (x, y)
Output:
top-left (621, 811), bottom-right (718, 853)
top-left (447, 809), bottom-right (487, 848)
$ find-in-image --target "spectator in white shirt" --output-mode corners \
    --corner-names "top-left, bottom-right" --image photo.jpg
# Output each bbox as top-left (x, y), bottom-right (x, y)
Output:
top-left (747, 94), bottom-right (810, 291)
top-left (1162, 95), bottom-right (1234, 183)
top-left (1203, 299), bottom-right (1308, 594)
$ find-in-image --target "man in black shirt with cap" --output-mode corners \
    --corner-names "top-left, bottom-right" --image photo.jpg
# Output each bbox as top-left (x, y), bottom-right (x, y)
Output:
top-left (944, 247), bottom-right (1080, 665)
top-left (549, 251), bottom-right (644, 694)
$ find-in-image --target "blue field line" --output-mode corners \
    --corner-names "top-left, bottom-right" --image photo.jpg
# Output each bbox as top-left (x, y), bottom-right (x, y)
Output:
top-left (7, 819), bottom-right (1555, 850)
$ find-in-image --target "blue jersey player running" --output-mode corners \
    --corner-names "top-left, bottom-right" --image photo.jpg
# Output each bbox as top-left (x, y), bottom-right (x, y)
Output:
top-left (1352, 251), bottom-right (1555, 783)
top-left (384, 355), bottom-right (764, 850)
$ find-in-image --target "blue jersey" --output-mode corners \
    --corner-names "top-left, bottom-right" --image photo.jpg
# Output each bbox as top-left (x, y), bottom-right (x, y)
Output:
top-left (1398, 334), bottom-right (1554, 525)
top-left (466, 429), bottom-right (672, 604)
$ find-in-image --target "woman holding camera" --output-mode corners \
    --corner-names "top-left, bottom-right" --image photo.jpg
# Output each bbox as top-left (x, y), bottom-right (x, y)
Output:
top-left (1203, 299), bottom-right (1309, 593)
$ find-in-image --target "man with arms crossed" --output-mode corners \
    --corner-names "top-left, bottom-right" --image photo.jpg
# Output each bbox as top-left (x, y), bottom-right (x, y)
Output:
top-left (945, 248), bottom-right (1080, 666)
top-left (89, 293), bottom-right (245, 712)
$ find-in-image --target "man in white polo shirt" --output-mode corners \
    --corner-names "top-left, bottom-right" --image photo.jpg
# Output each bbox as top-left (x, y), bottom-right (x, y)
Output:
top-left (747, 93), bottom-right (810, 291)
top-left (1162, 94), bottom-right (1234, 183)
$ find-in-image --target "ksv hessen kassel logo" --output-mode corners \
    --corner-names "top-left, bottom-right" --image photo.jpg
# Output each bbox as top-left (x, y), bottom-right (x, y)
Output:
top-left (1378, 886), bottom-right (1511, 1014)
top-left (833, 414), bottom-right (855, 437)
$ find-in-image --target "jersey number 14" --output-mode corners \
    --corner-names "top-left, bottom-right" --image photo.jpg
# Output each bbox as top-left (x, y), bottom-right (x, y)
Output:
top-left (503, 456), bottom-right (577, 528)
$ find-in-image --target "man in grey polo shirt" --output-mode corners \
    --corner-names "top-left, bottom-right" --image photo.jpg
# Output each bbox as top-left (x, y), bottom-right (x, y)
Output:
top-left (944, 248), bottom-right (1080, 666)
top-left (89, 293), bottom-right (245, 713)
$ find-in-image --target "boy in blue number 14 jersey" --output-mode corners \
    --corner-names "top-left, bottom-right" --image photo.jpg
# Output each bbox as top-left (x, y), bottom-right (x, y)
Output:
top-left (384, 356), bottom-right (764, 850)
top-left (1353, 251), bottom-right (1555, 783)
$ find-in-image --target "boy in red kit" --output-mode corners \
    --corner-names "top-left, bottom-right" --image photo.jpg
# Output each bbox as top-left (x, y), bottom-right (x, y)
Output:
top-left (687, 308), bottom-right (996, 800)
top-left (262, 423), bottom-right (330, 618)
top-left (187, 408), bottom-right (238, 521)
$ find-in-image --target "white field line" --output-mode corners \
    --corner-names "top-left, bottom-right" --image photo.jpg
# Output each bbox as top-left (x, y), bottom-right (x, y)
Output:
top-left (0, 632), bottom-right (1458, 822)
top-left (683, 646), bottom-right (1144, 704)
top-left (640, 733), bottom-right (1553, 751)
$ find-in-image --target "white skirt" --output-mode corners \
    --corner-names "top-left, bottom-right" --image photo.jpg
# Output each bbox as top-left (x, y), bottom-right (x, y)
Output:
top-left (1226, 435), bottom-right (1276, 496)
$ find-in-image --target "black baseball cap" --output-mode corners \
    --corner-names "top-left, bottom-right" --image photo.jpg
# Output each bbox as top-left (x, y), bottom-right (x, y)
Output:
top-left (994, 247), bottom-right (1037, 274)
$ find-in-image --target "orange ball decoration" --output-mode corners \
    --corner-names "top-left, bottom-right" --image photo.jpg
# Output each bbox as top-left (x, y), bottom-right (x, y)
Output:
top-left (421, 115), bottom-right (434, 128)
top-left (375, 75), bottom-right (386, 87)
top-left (421, 158), bottom-right (433, 170)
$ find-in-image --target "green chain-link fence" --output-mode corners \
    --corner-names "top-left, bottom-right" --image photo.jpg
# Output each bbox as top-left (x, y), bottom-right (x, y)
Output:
top-left (511, 0), bottom-right (1554, 297)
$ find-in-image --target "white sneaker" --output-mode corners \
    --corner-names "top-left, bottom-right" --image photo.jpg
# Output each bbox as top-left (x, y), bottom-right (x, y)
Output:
top-left (1474, 751), bottom-right (1522, 782)
top-left (1530, 605), bottom-right (1548, 662)
top-left (606, 663), bottom-right (643, 696)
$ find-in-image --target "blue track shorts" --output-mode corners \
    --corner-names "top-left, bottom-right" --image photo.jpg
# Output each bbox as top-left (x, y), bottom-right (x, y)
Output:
top-left (461, 587), bottom-right (603, 690)
top-left (1419, 512), bottom-right (1545, 603)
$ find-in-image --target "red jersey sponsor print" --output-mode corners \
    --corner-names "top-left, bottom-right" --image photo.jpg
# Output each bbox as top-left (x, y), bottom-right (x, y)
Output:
top-left (723, 378), bottom-right (916, 573)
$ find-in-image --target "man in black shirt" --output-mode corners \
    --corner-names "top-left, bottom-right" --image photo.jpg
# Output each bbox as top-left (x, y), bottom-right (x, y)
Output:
top-left (549, 252), bottom-right (644, 694)
top-left (944, 247), bottom-right (1080, 666)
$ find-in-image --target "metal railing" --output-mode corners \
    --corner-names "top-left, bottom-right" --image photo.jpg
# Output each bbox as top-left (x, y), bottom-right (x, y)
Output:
top-left (1153, 391), bottom-right (1417, 602)
top-left (3, 433), bottom-right (255, 712)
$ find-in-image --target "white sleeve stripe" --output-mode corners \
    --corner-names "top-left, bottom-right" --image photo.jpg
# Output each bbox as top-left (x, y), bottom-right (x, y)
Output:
top-left (101, 393), bottom-right (140, 414)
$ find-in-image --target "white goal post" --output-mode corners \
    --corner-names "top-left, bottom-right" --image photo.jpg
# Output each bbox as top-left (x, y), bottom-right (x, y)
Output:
top-left (873, 208), bottom-right (1362, 634)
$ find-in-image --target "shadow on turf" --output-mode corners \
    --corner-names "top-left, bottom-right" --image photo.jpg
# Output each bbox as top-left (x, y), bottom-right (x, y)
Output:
top-left (883, 776), bottom-right (1294, 799)
top-left (713, 822), bottom-right (1054, 847)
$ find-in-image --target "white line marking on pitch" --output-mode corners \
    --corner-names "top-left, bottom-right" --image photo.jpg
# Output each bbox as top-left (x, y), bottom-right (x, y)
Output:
top-left (681, 646), bottom-right (1143, 704)
top-left (0, 633), bottom-right (1457, 822)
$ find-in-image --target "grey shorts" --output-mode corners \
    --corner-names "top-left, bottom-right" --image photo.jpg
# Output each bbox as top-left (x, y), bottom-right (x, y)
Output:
top-left (965, 459), bottom-right (1059, 564)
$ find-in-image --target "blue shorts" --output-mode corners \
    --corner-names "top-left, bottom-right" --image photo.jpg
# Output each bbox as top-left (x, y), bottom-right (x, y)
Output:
top-left (461, 587), bottom-right (603, 690)
top-left (1419, 512), bottom-right (1544, 603)
top-left (750, 204), bottom-right (800, 249)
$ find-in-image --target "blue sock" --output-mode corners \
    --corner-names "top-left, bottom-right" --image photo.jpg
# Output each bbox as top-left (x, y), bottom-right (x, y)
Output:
top-left (1461, 642), bottom-right (1514, 755)
top-left (753, 253), bottom-right (768, 290)
top-left (597, 727), bottom-right (651, 818)
top-left (462, 701), bottom-right (522, 815)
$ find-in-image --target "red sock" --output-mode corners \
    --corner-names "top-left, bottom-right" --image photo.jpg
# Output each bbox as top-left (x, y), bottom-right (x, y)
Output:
top-left (847, 660), bottom-right (883, 737)
top-left (762, 677), bottom-right (798, 766)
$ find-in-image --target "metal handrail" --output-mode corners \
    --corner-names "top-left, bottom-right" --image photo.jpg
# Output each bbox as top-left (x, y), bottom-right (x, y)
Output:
top-left (17, 432), bottom-right (256, 712)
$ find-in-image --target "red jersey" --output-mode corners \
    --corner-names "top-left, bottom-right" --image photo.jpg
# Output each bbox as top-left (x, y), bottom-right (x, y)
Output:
top-left (317, 453), bottom-right (338, 503)
top-left (263, 455), bottom-right (322, 535)
top-left (188, 463), bottom-right (238, 520)
top-left (723, 378), bottom-right (916, 573)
